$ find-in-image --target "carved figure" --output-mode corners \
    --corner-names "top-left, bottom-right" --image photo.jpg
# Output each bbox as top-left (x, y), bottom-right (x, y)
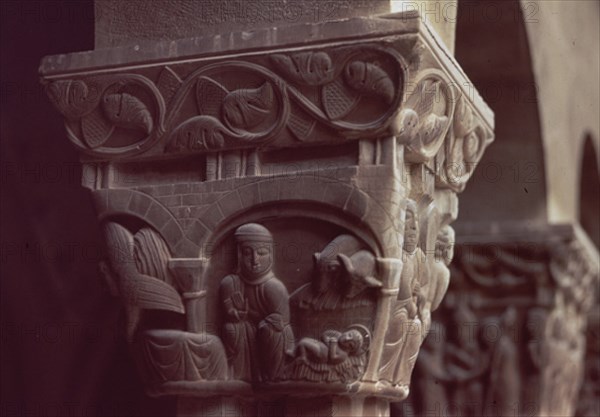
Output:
top-left (219, 223), bottom-right (294, 382)
top-left (446, 301), bottom-right (486, 417)
top-left (295, 329), bottom-right (364, 365)
top-left (379, 200), bottom-right (427, 384)
top-left (287, 325), bottom-right (370, 383)
top-left (292, 234), bottom-right (381, 311)
top-left (483, 308), bottom-right (520, 417)
top-left (422, 225), bottom-right (454, 337)
top-left (411, 322), bottom-right (451, 415)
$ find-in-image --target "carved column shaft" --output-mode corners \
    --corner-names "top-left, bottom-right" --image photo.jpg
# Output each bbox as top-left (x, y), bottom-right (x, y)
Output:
top-left (41, 11), bottom-right (493, 416)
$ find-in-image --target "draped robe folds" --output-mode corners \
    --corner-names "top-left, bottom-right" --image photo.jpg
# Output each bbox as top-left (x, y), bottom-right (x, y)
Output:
top-left (141, 330), bottom-right (228, 383)
top-left (220, 272), bottom-right (294, 381)
top-left (379, 249), bottom-right (427, 384)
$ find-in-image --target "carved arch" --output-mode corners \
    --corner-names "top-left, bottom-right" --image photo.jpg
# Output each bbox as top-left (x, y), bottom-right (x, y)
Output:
top-left (92, 188), bottom-right (199, 256)
top-left (190, 176), bottom-right (402, 258)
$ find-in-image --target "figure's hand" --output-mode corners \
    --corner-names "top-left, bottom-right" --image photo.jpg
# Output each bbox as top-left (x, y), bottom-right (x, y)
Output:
top-left (324, 336), bottom-right (338, 345)
top-left (231, 292), bottom-right (245, 310)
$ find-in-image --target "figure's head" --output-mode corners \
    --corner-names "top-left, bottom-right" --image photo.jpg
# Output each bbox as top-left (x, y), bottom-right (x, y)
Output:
top-left (313, 235), bottom-right (362, 293)
top-left (235, 223), bottom-right (273, 281)
top-left (338, 329), bottom-right (364, 354)
top-left (404, 200), bottom-right (419, 254)
top-left (313, 256), bottom-right (341, 293)
top-left (435, 225), bottom-right (455, 265)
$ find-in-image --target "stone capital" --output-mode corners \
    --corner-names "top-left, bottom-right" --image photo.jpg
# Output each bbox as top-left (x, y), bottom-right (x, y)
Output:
top-left (41, 11), bottom-right (494, 416)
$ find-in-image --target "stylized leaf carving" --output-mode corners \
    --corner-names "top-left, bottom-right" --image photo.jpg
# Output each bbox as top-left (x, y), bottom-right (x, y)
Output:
top-left (46, 80), bottom-right (101, 119)
top-left (344, 61), bottom-right (394, 104)
top-left (80, 112), bottom-right (115, 149)
top-left (195, 76), bottom-right (228, 117)
top-left (287, 110), bottom-right (316, 142)
top-left (167, 116), bottom-right (226, 151)
top-left (453, 94), bottom-right (474, 138)
top-left (271, 52), bottom-right (334, 86)
top-left (102, 92), bottom-right (153, 134)
top-left (222, 82), bottom-right (274, 130)
top-left (322, 77), bottom-right (360, 120)
top-left (156, 66), bottom-right (183, 106)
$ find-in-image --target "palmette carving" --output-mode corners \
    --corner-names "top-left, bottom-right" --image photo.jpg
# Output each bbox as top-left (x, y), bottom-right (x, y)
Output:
top-left (46, 79), bottom-right (101, 119)
top-left (166, 47), bottom-right (404, 153)
top-left (271, 52), bottom-right (334, 86)
top-left (46, 75), bottom-right (164, 157)
top-left (102, 92), bottom-right (153, 134)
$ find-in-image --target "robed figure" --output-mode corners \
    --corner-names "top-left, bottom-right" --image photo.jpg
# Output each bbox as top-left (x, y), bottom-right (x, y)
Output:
top-left (220, 223), bottom-right (294, 382)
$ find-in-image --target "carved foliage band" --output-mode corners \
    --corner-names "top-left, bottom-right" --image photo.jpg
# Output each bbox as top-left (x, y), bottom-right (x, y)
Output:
top-left (45, 45), bottom-right (406, 158)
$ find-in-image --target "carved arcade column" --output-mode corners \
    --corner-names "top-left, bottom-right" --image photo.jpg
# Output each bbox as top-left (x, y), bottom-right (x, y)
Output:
top-left (397, 223), bottom-right (599, 417)
top-left (40, 11), bottom-right (493, 416)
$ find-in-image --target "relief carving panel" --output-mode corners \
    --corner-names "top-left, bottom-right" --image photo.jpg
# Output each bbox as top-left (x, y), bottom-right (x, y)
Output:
top-left (41, 11), bottom-right (494, 415)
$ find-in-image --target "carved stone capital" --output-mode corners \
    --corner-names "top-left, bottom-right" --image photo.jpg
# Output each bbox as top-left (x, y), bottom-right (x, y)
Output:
top-left (399, 223), bottom-right (599, 417)
top-left (41, 11), bottom-right (494, 416)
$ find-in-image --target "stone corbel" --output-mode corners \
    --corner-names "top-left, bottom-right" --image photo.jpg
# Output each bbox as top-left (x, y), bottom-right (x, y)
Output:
top-left (41, 11), bottom-right (493, 416)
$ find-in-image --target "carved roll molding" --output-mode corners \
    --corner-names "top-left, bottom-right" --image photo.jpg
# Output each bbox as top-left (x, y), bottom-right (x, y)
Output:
top-left (41, 11), bottom-right (493, 415)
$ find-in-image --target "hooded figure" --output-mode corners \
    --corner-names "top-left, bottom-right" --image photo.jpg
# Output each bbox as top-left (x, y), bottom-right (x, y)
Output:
top-left (219, 223), bottom-right (294, 382)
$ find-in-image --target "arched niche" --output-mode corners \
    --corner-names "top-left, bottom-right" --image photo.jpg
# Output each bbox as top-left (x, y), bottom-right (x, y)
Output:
top-left (202, 206), bottom-right (381, 338)
top-left (578, 135), bottom-right (600, 248)
top-left (453, 0), bottom-right (547, 225)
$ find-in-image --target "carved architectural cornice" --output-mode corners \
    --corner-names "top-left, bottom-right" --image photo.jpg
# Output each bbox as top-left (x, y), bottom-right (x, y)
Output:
top-left (41, 11), bottom-right (494, 416)
top-left (398, 223), bottom-right (599, 417)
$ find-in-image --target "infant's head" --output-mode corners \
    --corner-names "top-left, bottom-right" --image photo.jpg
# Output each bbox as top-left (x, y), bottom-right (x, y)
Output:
top-left (338, 329), bottom-right (364, 354)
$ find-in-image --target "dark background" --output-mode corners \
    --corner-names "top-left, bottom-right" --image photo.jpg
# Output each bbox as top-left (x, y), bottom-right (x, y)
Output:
top-left (0, 1), bottom-right (172, 415)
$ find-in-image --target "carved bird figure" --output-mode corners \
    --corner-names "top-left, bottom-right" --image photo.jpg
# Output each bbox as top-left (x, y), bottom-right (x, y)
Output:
top-left (394, 80), bottom-right (449, 150)
top-left (344, 61), bottom-right (395, 104)
top-left (222, 82), bottom-right (274, 130)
